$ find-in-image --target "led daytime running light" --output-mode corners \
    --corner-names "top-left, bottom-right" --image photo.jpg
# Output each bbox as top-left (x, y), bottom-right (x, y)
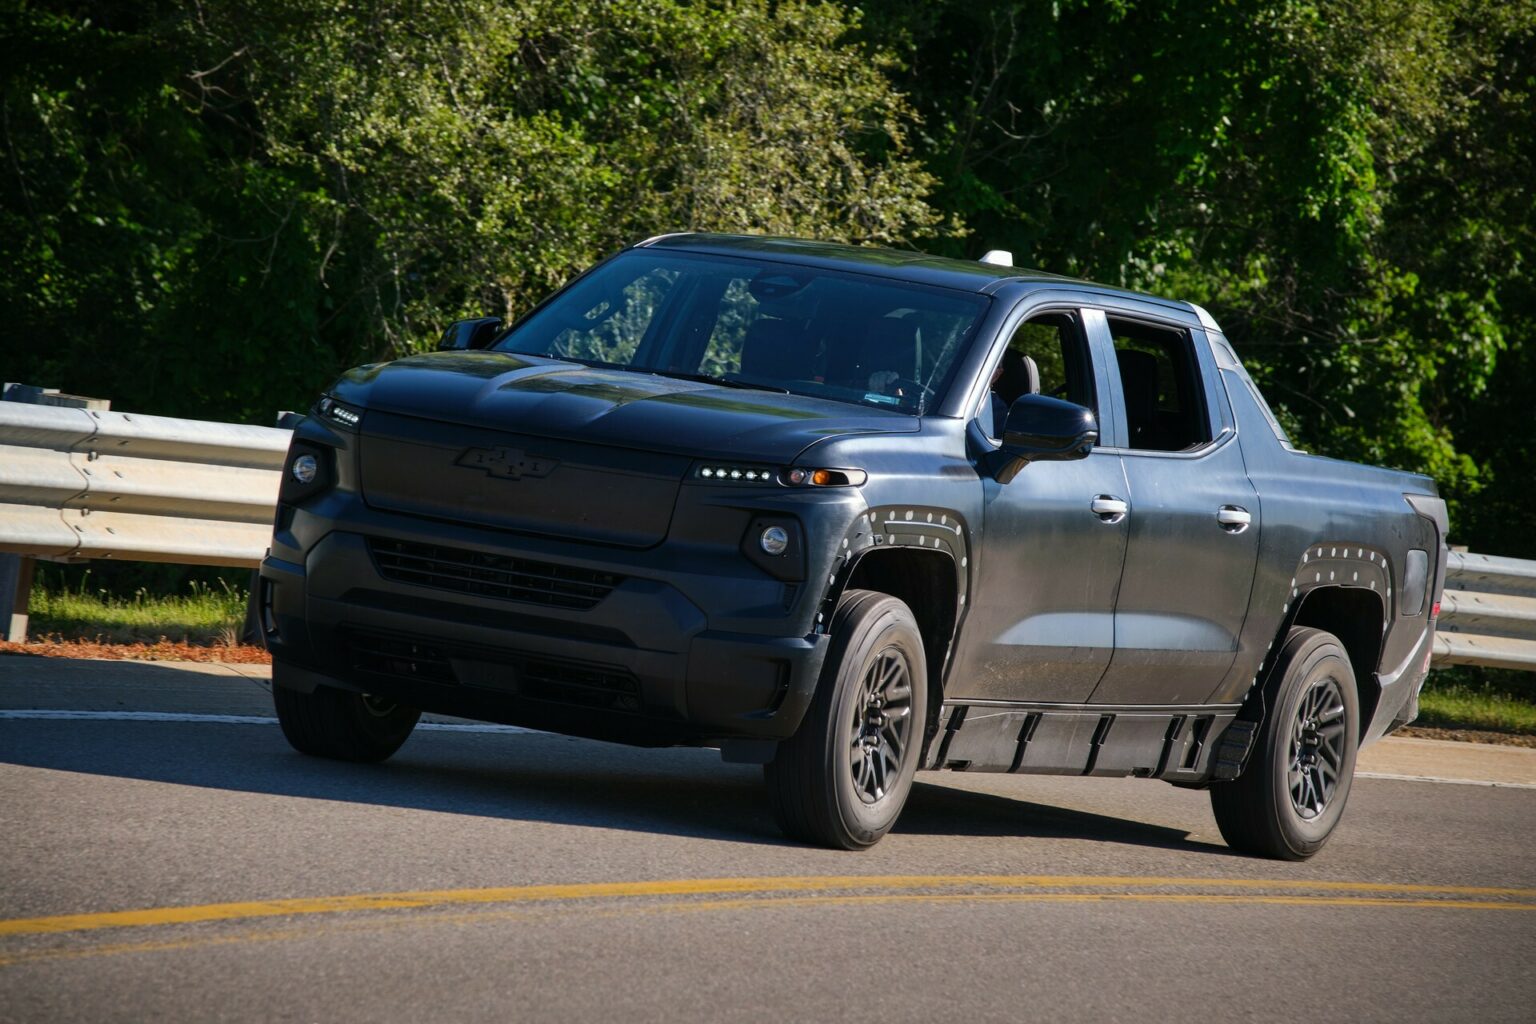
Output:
top-left (697, 465), bottom-right (775, 482)
top-left (318, 396), bottom-right (362, 427)
top-left (695, 464), bottom-right (866, 486)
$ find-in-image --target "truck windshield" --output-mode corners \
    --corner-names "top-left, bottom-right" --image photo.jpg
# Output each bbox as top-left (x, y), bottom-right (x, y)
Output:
top-left (494, 249), bottom-right (989, 414)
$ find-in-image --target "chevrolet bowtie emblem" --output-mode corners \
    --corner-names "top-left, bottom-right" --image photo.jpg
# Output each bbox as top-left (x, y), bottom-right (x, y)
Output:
top-left (455, 445), bottom-right (559, 480)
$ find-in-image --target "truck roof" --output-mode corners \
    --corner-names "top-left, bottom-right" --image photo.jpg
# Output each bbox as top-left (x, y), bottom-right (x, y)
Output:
top-left (639, 232), bottom-right (1181, 310)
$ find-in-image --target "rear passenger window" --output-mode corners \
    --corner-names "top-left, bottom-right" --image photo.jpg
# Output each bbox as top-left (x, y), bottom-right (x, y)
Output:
top-left (1108, 318), bottom-right (1210, 452)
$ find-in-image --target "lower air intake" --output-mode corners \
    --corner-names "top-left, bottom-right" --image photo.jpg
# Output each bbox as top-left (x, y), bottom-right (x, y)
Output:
top-left (368, 537), bottom-right (623, 610)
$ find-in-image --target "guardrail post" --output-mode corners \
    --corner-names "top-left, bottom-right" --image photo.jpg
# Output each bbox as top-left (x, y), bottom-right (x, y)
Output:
top-left (0, 555), bottom-right (35, 643)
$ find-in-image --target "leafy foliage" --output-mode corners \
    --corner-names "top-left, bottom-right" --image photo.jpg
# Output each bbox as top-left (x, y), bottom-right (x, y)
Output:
top-left (861, 0), bottom-right (1535, 545)
top-left (2, 0), bottom-right (941, 420)
top-left (2, 0), bottom-right (1532, 554)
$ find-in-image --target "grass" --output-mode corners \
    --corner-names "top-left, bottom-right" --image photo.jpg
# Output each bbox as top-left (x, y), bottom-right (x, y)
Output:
top-left (29, 574), bottom-right (249, 646)
top-left (1416, 678), bottom-right (1536, 735)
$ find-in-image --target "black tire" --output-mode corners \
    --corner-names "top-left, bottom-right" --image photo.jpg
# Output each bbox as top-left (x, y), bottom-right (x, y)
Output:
top-left (1211, 627), bottom-right (1359, 860)
top-left (273, 683), bottom-right (420, 763)
top-left (764, 589), bottom-right (928, 850)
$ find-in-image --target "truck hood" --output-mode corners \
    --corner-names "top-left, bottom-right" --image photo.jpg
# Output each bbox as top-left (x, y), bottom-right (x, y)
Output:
top-left (330, 351), bottom-right (916, 462)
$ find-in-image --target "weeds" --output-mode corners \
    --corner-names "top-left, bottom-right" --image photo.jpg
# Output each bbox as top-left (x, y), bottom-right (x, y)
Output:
top-left (1417, 679), bottom-right (1536, 735)
top-left (29, 571), bottom-right (248, 645)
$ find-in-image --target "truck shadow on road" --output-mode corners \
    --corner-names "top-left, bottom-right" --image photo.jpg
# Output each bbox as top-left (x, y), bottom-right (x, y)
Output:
top-left (0, 719), bottom-right (1229, 855)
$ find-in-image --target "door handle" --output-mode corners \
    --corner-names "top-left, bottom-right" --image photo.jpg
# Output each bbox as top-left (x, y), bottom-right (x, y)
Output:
top-left (1217, 505), bottom-right (1251, 532)
top-left (1090, 495), bottom-right (1128, 522)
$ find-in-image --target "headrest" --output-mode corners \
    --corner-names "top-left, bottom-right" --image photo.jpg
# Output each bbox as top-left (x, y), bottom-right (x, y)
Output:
top-left (993, 350), bottom-right (1041, 402)
top-left (1021, 354), bottom-right (1040, 396)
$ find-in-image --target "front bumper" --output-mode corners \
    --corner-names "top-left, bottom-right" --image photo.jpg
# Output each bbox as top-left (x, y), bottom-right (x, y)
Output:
top-left (261, 522), bottom-right (834, 748)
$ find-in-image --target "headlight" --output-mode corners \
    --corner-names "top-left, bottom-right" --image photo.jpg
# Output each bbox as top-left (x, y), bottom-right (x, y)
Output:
top-left (784, 467), bottom-right (867, 487)
top-left (692, 462), bottom-right (867, 486)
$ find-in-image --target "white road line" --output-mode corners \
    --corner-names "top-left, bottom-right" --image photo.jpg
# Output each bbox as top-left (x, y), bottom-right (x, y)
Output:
top-left (0, 709), bottom-right (276, 726)
top-left (0, 709), bottom-right (538, 735)
top-left (1356, 771), bottom-right (1536, 790)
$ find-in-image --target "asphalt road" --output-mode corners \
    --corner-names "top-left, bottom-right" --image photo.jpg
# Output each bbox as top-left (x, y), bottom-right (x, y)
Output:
top-left (1, 660), bottom-right (1533, 1023)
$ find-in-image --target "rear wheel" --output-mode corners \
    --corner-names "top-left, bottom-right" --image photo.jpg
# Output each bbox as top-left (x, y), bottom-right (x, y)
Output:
top-left (1210, 627), bottom-right (1359, 860)
top-left (273, 683), bottom-right (420, 763)
top-left (764, 589), bottom-right (928, 849)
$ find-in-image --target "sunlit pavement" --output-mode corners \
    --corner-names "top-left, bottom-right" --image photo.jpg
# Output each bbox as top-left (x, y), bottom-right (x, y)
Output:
top-left (1, 658), bottom-right (1532, 1022)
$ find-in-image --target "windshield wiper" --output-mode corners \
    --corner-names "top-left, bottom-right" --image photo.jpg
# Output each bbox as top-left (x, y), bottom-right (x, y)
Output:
top-left (649, 370), bottom-right (790, 394)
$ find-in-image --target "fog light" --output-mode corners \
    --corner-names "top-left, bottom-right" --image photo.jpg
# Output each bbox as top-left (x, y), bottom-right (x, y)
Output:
top-left (759, 525), bottom-right (790, 556)
top-left (290, 453), bottom-right (318, 485)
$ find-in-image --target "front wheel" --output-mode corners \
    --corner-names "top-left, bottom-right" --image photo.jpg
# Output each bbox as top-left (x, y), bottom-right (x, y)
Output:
top-left (764, 589), bottom-right (928, 850)
top-left (1210, 627), bottom-right (1359, 860)
top-left (273, 683), bottom-right (420, 763)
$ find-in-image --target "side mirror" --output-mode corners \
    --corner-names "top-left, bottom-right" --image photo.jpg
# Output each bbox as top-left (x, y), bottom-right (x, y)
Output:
top-left (437, 317), bottom-right (504, 351)
top-left (998, 394), bottom-right (1097, 472)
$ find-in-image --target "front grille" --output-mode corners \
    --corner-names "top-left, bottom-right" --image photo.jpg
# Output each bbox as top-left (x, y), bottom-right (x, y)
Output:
top-left (345, 630), bottom-right (642, 713)
top-left (369, 537), bottom-right (623, 610)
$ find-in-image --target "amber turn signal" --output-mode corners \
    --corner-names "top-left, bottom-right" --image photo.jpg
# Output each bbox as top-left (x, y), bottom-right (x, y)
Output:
top-left (782, 467), bottom-right (866, 487)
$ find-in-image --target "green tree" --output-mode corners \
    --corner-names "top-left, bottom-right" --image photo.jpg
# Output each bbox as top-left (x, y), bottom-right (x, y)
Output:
top-left (861, 0), bottom-right (1535, 542)
top-left (1407, 22), bottom-right (1536, 557)
top-left (1, 0), bottom-right (943, 420)
top-left (0, 3), bottom-right (335, 422)
top-left (6, 0), bottom-right (1532, 559)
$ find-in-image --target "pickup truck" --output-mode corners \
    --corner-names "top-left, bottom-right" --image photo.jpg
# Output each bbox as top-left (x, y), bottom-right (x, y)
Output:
top-left (260, 233), bottom-right (1448, 858)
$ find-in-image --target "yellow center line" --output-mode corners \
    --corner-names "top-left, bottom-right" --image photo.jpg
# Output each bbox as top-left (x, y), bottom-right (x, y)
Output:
top-left (2, 874), bottom-right (1532, 939)
top-left (2, 887), bottom-right (1531, 968)
top-left (662, 891), bottom-right (1536, 914)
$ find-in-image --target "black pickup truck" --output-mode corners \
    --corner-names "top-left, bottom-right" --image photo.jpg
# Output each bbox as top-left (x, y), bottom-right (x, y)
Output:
top-left (260, 233), bottom-right (1448, 858)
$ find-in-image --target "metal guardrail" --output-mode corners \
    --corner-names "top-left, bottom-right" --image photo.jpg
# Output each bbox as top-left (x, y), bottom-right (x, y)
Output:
top-left (0, 389), bottom-right (1533, 671)
top-left (0, 400), bottom-right (288, 567)
top-left (1433, 551), bottom-right (1536, 671)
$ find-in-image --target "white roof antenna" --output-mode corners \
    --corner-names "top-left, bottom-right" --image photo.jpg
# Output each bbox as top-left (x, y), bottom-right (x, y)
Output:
top-left (979, 249), bottom-right (1014, 267)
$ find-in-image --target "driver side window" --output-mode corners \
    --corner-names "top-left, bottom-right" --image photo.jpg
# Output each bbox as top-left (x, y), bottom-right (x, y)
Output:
top-left (985, 311), bottom-right (1096, 438)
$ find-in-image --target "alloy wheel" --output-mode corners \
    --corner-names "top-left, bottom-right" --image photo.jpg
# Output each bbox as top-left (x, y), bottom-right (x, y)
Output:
top-left (849, 647), bottom-right (915, 804)
top-left (1287, 677), bottom-right (1347, 820)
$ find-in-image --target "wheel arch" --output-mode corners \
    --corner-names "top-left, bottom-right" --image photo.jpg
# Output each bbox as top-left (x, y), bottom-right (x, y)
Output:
top-left (1278, 586), bottom-right (1385, 741)
top-left (822, 505), bottom-right (970, 756)
top-left (1244, 545), bottom-right (1392, 743)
